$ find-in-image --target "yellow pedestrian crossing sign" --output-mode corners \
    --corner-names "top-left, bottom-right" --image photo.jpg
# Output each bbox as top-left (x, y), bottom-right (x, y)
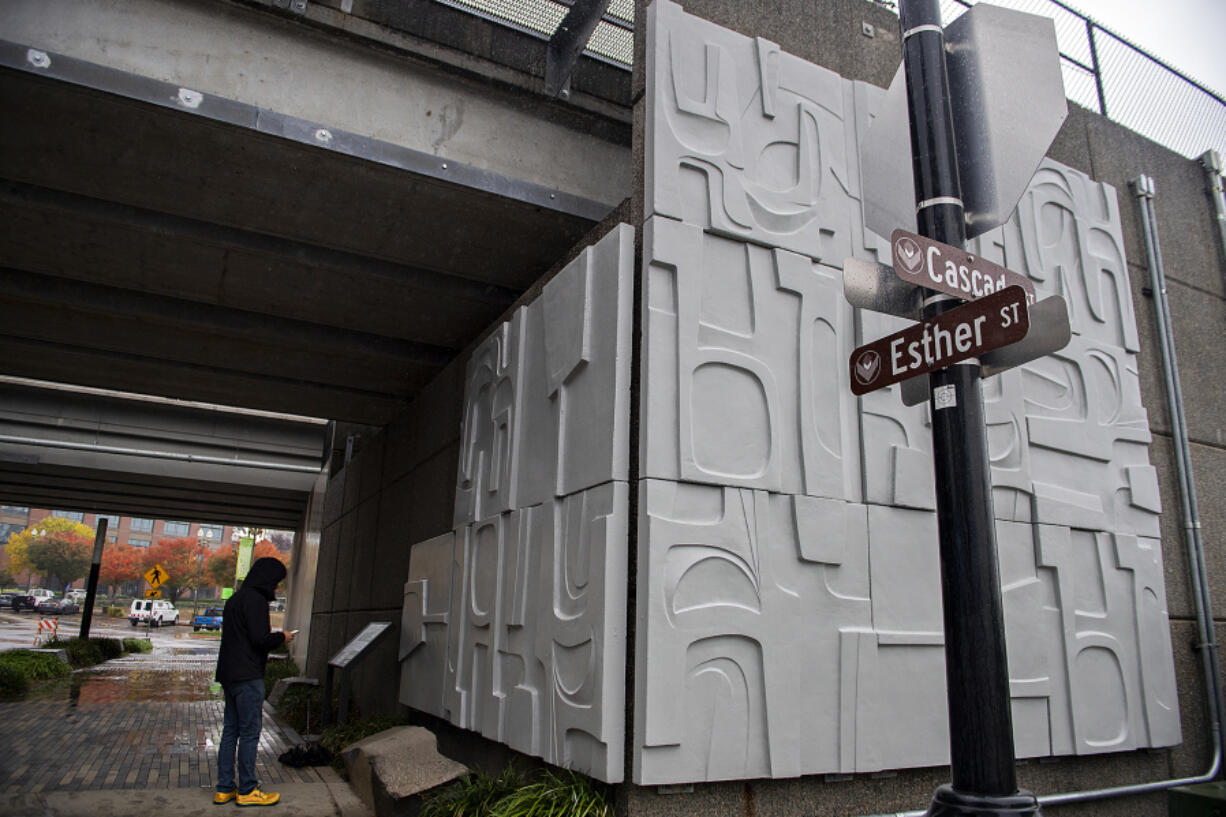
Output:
top-left (144, 564), bottom-right (169, 589)
top-left (145, 589), bottom-right (162, 599)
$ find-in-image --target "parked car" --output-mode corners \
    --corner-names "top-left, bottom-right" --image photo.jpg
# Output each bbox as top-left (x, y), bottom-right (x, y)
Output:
top-left (0, 593), bottom-right (15, 609)
top-left (192, 607), bottom-right (224, 632)
top-left (37, 598), bottom-right (80, 615)
top-left (66, 589), bottom-right (88, 601)
top-left (128, 599), bottom-right (179, 627)
top-left (11, 589), bottom-right (55, 612)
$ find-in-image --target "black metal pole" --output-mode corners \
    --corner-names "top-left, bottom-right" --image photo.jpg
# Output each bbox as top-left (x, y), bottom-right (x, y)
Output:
top-left (896, 1), bottom-right (1038, 814)
top-left (79, 517), bottom-right (107, 640)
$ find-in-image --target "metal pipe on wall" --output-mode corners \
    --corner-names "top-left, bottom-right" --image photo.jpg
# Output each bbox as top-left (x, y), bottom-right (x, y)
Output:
top-left (1202, 151), bottom-right (1226, 281)
top-left (866, 175), bottom-right (1226, 817)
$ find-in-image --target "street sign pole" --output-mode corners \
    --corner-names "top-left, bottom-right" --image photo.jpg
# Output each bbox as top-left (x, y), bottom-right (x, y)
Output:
top-left (897, 1), bottom-right (1039, 814)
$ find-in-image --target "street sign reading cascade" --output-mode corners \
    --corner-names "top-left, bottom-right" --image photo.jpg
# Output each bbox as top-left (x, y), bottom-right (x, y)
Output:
top-left (849, 285), bottom-right (1030, 396)
top-left (892, 229), bottom-right (1035, 305)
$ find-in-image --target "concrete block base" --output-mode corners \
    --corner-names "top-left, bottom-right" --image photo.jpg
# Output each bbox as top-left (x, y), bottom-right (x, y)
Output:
top-left (342, 726), bottom-right (467, 817)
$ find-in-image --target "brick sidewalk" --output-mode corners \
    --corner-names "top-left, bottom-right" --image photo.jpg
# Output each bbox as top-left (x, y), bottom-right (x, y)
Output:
top-left (0, 644), bottom-right (320, 795)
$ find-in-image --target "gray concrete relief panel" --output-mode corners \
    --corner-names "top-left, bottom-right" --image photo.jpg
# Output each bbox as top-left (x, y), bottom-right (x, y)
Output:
top-left (400, 225), bottom-right (635, 783)
top-left (639, 217), bottom-right (861, 501)
top-left (454, 225), bottom-right (634, 525)
top-left (634, 0), bottom-right (1179, 785)
top-left (400, 484), bottom-right (628, 783)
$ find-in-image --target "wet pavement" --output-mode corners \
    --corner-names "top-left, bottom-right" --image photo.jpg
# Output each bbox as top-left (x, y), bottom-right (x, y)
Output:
top-left (0, 618), bottom-right (370, 817)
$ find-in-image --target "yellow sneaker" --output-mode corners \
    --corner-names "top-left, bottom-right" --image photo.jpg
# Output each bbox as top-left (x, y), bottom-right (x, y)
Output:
top-left (237, 788), bottom-right (280, 807)
top-left (213, 790), bottom-right (237, 804)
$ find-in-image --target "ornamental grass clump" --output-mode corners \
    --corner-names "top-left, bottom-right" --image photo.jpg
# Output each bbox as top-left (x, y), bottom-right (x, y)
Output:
top-left (420, 767), bottom-right (525, 817)
top-left (420, 767), bottom-right (612, 817)
top-left (487, 769), bottom-right (612, 817)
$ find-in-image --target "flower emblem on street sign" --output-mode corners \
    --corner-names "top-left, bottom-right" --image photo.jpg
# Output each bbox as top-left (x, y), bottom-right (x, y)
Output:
top-left (853, 349), bottom-right (882, 386)
top-left (894, 235), bottom-right (924, 275)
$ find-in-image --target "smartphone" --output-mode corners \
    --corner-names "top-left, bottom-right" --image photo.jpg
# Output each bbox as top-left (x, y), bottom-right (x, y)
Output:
top-left (289, 629), bottom-right (300, 635)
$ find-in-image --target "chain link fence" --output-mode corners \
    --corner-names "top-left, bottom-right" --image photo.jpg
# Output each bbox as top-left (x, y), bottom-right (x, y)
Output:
top-left (435, 0), bottom-right (1223, 161)
top-left (434, 0), bottom-right (633, 67)
top-left (941, 0), bottom-right (1226, 160)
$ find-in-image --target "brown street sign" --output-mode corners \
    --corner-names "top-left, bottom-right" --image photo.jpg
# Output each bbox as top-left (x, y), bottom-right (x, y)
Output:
top-left (849, 285), bottom-right (1030, 396)
top-left (891, 229), bottom-right (1036, 305)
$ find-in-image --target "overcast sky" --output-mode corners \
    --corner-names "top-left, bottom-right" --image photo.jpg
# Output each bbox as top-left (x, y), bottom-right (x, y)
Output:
top-left (1059, 0), bottom-right (1225, 97)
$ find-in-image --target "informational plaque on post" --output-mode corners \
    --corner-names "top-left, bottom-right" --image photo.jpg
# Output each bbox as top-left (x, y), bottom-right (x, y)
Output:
top-left (328, 621), bottom-right (393, 669)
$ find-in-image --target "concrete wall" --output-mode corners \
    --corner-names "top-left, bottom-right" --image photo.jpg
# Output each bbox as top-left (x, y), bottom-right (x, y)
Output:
top-left (304, 0), bottom-right (1224, 814)
top-left (620, 0), bottom-right (1225, 815)
top-left (306, 358), bottom-right (466, 715)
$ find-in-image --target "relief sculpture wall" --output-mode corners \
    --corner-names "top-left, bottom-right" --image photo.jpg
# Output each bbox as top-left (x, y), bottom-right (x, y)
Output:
top-left (398, 0), bottom-right (1181, 789)
top-left (634, 0), bottom-right (1179, 786)
top-left (399, 225), bottom-right (634, 783)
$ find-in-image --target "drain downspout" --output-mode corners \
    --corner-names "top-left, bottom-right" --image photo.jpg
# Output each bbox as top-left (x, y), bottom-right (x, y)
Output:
top-left (1203, 151), bottom-right (1226, 288)
top-left (866, 175), bottom-right (1225, 817)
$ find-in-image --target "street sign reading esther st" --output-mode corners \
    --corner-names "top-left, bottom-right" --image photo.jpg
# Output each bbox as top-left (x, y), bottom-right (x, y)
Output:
top-left (891, 229), bottom-right (1035, 305)
top-left (849, 285), bottom-right (1031, 396)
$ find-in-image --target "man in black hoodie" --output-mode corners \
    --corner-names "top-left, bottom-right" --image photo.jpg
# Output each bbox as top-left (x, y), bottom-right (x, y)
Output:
top-left (213, 557), bottom-right (294, 807)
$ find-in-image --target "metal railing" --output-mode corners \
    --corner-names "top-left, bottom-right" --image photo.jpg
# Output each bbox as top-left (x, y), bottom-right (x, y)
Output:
top-left (433, 0), bottom-right (633, 67)
top-left (942, 0), bottom-right (1226, 160)
top-left (435, 0), bottom-right (1224, 161)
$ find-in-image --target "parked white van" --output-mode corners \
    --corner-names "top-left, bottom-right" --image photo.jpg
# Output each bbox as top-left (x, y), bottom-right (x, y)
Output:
top-left (128, 599), bottom-right (179, 627)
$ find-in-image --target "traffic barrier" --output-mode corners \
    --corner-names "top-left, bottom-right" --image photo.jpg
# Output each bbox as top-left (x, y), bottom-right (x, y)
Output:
top-left (34, 617), bottom-right (59, 644)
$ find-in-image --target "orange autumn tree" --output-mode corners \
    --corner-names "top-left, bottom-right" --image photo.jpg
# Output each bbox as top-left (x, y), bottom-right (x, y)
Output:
top-left (205, 539), bottom-right (287, 591)
top-left (99, 543), bottom-right (144, 601)
top-left (141, 537), bottom-right (209, 604)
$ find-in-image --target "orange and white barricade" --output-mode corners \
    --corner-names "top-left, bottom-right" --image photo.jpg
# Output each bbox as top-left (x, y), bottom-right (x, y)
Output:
top-left (34, 617), bottom-right (59, 644)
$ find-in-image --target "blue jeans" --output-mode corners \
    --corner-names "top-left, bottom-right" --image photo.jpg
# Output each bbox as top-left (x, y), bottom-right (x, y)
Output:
top-left (217, 678), bottom-right (265, 794)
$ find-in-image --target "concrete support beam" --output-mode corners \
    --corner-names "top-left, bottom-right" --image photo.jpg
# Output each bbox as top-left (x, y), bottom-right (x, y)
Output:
top-left (3, 0), bottom-right (630, 209)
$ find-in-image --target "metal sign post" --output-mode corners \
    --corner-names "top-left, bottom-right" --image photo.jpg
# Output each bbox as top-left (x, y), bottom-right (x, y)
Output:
top-left (897, 1), bottom-right (1039, 814)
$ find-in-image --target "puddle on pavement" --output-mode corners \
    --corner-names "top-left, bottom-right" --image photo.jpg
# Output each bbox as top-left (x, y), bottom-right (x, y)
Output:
top-left (23, 666), bottom-right (223, 704)
top-left (18, 640), bottom-right (223, 704)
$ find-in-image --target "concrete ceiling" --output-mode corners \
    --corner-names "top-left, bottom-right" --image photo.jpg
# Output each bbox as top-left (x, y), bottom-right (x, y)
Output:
top-left (0, 379), bottom-right (328, 528)
top-left (0, 49), bottom-right (613, 427)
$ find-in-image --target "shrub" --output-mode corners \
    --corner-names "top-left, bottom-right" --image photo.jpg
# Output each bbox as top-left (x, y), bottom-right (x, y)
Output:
top-left (263, 655), bottom-right (301, 698)
top-left (275, 683), bottom-right (324, 735)
top-left (47, 637), bottom-right (103, 668)
top-left (0, 663), bottom-right (28, 696)
top-left (320, 715), bottom-right (406, 771)
top-left (104, 606), bottom-right (125, 618)
top-left (122, 638), bottom-right (152, 653)
top-left (94, 638), bottom-right (123, 660)
top-left (0, 649), bottom-right (71, 695)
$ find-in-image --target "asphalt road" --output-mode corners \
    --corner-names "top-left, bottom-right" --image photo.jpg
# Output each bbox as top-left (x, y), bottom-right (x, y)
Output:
top-left (0, 607), bottom-right (210, 650)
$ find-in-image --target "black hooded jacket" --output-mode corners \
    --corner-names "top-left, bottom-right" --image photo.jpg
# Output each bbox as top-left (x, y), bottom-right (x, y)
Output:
top-left (215, 557), bottom-right (287, 684)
